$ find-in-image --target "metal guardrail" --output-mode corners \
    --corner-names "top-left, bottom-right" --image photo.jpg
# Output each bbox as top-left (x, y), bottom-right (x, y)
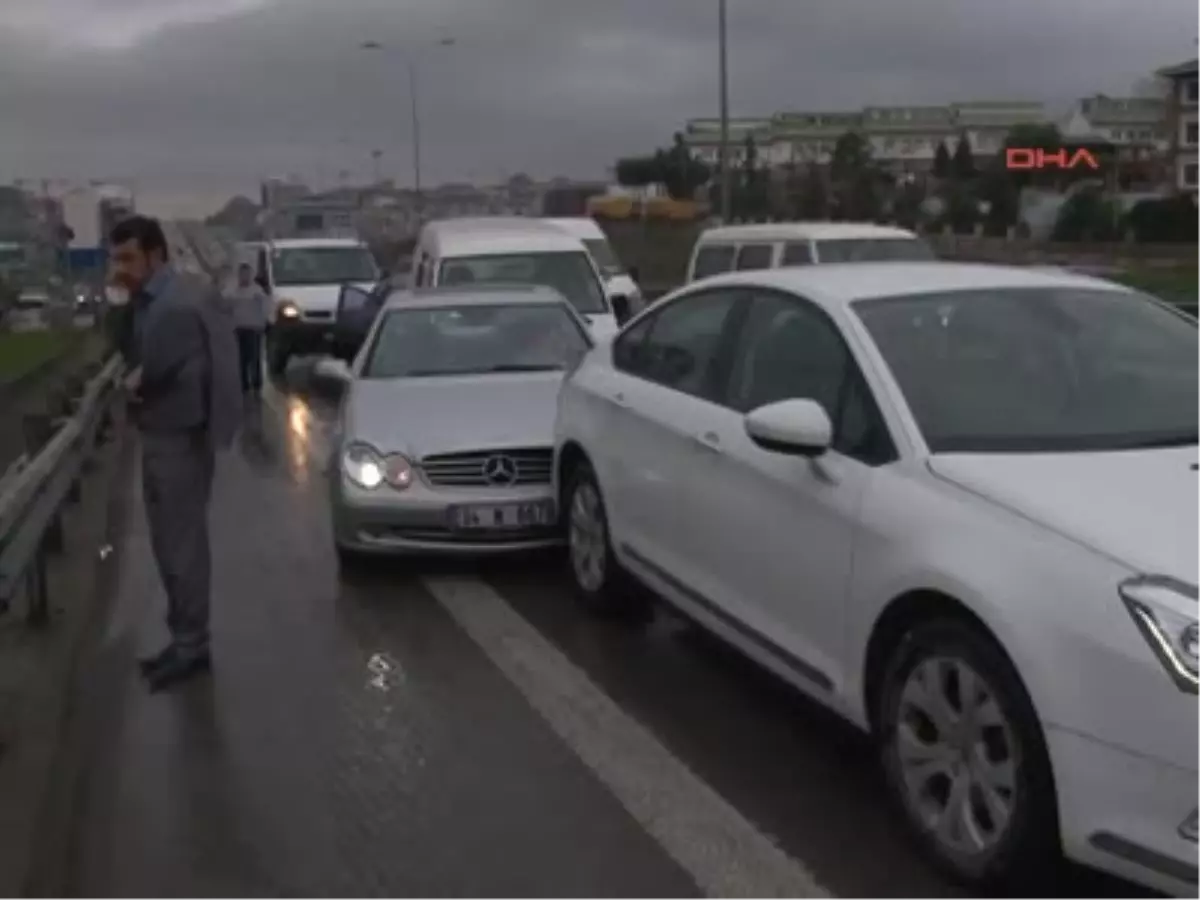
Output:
top-left (0, 355), bottom-right (123, 622)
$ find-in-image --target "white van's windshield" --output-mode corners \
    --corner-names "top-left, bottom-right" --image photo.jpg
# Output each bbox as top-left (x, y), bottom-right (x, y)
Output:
top-left (438, 251), bottom-right (609, 315)
top-left (582, 238), bottom-right (624, 278)
top-left (272, 246), bottom-right (379, 286)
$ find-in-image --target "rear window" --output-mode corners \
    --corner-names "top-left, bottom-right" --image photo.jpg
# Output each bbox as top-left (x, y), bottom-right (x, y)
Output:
top-left (692, 245), bottom-right (735, 279)
top-left (815, 238), bottom-right (935, 263)
top-left (780, 242), bottom-right (813, 266)
top-left (735, 244), bottom-right (774, 271)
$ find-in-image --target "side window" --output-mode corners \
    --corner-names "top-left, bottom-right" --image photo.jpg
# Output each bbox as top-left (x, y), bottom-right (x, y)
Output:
top-left (780, 241), bottom-right (813, 267)
top-left (612, 290), bottom-right (742, 399)
top-left (725, 291), bottom-right (894, 465)
top-left (735, 243), bottom-right (774, 271)
top-left (691, 245), bottom-right (735, 280)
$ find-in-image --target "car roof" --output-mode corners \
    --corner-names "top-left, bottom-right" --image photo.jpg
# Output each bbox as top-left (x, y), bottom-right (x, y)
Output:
top-left (697, 221), bottom-right (919, 243)
top-left (269, 237), bottom-right (369, 250)
top-left (677, 262), bottom-right (1135, 308)
top-left (420, 217), bottom-right (587, 256)
top-left (540, 217), bottom-right (606, 239)
top-left (380, 284), bottom-right (574, 312)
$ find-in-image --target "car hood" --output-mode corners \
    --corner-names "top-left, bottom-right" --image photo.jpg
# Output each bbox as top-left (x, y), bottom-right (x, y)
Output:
top-left (345, 372), bottom-right (564, 458)
top-left (930, 447), bottom-right (1199, 583)
top-left (274, 282), bottom-right (374, 313)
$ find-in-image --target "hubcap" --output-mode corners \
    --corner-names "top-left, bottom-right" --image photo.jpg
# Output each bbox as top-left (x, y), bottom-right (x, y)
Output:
top-left (893, 656), bottom-right (1018, 859)
top-left (568, 481), bottom-right (606, 593)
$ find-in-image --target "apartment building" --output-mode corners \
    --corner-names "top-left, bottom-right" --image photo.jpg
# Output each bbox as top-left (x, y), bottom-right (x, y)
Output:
top-left (683, 101), bottom-right (1046, 175)
top-left (1157, 58), bottom-right (1198, 193)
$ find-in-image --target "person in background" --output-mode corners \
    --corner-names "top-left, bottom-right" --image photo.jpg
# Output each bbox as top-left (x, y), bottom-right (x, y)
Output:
top-left (229, 262), bottom-right (271, 393)
top-left (108, 215), bottom-right (241, 692)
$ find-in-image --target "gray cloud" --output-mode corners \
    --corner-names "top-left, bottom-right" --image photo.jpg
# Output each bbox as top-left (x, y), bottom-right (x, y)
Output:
top-left (0, 0), bottom-right (1194, 215)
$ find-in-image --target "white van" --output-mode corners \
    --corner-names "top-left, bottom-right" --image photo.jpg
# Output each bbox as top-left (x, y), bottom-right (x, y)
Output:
top-left (686, 222), bottom-right (934, 283)
top-left (540, 217), bottom-right (642, 314)
top-left (246, 237), bottom-right (380, 374)
top-left (413, 218), bottom-right (620, 337)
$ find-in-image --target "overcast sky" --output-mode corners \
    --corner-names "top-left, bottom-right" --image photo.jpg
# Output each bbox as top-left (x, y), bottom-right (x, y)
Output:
top-left (0, 0), bottom-right (1194, 216)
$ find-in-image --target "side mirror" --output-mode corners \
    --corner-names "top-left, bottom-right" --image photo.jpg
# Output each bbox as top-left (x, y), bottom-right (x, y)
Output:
top-left (315, 357), bottom-right (352, 383)
top-left (611, 294), bottom-right (632, 326)
top-left (744, 399), bottom-right (832, 457)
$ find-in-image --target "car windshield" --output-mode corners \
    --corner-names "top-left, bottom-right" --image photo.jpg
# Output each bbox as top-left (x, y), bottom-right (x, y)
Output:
top-left (854, 287), bottom-right (1198, 453)
top-left (583, 238), bottom-right (624, 277)
top-left (438, 252), bottom-right (609, 314)
top-left (271, 246), bottom-right (378, 287)
top-left (817, 238), bottom-right (934, 262)
top-left (362, 302), bottom-right (592, 379)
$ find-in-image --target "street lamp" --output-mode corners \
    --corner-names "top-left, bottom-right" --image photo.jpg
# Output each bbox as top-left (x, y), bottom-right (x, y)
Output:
top-left (717, 0), bottom-right (731, 222)
top-left (360, 37), bottom-right (456, 220)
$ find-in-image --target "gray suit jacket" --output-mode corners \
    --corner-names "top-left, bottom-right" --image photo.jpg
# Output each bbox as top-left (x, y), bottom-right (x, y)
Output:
top-left (136, 271), bottom-right (241, 448)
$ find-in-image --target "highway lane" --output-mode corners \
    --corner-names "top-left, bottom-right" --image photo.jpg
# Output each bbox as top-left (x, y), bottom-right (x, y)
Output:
top-left (56, 358), bottom-right (1154, 898)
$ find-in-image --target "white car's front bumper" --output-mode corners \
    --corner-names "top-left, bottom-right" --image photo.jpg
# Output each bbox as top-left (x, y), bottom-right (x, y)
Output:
top-left (1050, 725), bottom-right (1198, 896)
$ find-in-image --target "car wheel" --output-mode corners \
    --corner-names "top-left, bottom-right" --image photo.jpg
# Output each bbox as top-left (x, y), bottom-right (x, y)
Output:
top-left (874, 618), bottom-right (1059, 891)
top-left (563, 461), bottom-right (646, 617)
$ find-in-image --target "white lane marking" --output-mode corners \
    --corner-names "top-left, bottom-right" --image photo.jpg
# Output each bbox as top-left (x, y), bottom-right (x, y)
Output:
top-left (422, 576), bottom-right (830, 899)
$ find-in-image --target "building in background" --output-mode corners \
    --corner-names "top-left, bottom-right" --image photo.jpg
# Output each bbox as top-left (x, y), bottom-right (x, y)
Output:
top-left (1158, 58), bottom-right (1199, 193)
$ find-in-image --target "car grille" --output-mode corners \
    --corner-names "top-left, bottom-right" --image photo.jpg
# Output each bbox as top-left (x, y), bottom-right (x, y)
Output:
top-left (420, 447), bottom-right (553, 487)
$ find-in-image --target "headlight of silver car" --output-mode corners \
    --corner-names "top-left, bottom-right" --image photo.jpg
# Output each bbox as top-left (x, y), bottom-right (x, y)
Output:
top-left (342, 442), bottom-right (385, 490)
top-left (1120, 574), bottom-right (1199, 694)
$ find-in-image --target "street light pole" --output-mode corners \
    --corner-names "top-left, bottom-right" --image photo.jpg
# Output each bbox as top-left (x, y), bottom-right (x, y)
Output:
top-left (717, 0), bottom-right (732, 222)
top-left (361, 38), bottom-right (454, 224)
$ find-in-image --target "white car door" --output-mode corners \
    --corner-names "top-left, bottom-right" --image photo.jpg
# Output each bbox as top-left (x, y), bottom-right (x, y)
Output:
top-left (588, 288), bottom-right (746, 577)
top-left (669, 287), bottom-right (898, 696)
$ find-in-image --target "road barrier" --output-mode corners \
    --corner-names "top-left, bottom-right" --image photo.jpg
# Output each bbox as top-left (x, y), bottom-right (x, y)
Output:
top-left (0, 355), bottom-right (123, 623)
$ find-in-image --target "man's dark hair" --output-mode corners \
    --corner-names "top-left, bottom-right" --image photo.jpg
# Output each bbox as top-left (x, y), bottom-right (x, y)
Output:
top-left (109, 215), bottom-right (170, 262)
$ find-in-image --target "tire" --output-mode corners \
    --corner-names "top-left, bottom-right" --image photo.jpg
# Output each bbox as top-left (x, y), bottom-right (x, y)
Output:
top-left (562, 460), bottom-right (648, 618)
top-left (873, 618), bottom-right (1059, 892)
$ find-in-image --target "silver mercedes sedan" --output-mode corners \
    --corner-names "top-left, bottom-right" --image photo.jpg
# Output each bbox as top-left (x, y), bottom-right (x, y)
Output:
top-left (320, 284), bottom-right (594, 565)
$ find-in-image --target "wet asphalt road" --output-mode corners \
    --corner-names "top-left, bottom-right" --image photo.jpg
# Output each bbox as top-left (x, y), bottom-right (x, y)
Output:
top-left (59, 359), bottom-right (1152, 898)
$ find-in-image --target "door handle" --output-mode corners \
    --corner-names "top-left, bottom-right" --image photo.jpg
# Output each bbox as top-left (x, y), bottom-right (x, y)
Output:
top-left (691, 431), bottom-right (722, 453)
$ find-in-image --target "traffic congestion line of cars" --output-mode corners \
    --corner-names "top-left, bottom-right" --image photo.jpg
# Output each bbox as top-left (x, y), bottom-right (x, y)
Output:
top-left (298, 215), bottom-right (1196, 897)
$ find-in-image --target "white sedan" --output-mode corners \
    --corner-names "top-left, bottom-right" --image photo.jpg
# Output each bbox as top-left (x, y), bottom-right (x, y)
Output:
top-left (552, 262), bottom-right (1198, 895)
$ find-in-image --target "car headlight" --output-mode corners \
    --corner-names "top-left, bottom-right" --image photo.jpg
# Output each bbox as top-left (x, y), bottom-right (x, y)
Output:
top-left (341, 442), bottom-right (384, 489)
top-left (276, 299), bottom-right (300, 320)
top-left (340, 443), bottom-right (413, 491)
top-left (1120, 574), bottom-right (1199, 694)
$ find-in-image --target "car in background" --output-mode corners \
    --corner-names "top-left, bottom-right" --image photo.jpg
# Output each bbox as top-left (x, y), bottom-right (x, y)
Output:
top-left (411, 217), bottom-right (623, 336)
top-left (320, 285), bottom-right (593, 565)
top-left (685, 222), bottom-right (934, 284)
top-left (541, 217), bottom-right (644, 315)
top-left (9, 287), bottom-right (51, 331)
top-left (251, 237), bottom-right (381, 375)
top-left (553, 261), bottom-right (1197, 896)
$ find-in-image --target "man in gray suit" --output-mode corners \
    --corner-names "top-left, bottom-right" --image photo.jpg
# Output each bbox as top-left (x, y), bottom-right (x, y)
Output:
top-left (109, 216), bottom-right (241, 692)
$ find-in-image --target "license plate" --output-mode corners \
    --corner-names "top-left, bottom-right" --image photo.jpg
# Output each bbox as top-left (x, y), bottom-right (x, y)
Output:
top-left (449, 501), bottom-right (555, 531)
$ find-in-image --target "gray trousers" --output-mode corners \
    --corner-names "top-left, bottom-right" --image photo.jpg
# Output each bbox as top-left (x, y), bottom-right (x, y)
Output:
top-left (142, 430), bottom-right (215, 655)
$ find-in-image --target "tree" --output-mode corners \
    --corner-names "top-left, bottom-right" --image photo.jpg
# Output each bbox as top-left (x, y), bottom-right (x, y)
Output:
top-left (829, 131), bottom-right (883, 221)
top-left (1052, 185), bottom-right (1120, 242)
top-left (1000, 122), bottom-right (1063, 190)
top-left (614, 132), bottom-right (711, 201)
top-left (951, 133), bottom-right (976, 181)
top-left (932, 141), bottom-right (952, 179)
top-left (736, 134), bottom-right (769, 221)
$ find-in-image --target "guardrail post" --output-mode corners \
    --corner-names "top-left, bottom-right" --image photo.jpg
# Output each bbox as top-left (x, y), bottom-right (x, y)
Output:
top-left (25, 544), bottom-right (49, 626)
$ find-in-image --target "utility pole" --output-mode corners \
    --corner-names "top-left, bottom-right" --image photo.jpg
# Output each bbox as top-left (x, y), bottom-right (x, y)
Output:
top-left (718, 0), bottom-right (732, 222)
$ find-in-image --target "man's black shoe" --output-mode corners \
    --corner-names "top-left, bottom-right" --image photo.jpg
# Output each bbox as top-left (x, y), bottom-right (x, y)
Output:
top-left (146, 649), bottom-right (211, 693)
top-left (138, 645), bottom-right (174, 676)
